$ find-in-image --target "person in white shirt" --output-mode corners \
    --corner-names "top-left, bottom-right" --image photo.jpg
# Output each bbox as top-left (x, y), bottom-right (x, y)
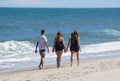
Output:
top-left (35, 30), bottom-right (49, 69)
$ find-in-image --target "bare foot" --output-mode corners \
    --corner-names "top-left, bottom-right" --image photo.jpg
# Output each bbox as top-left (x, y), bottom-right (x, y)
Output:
top-left (57, 64), bottom-right (60, 68)
top-left (38, 65), bottom-right (41, 70)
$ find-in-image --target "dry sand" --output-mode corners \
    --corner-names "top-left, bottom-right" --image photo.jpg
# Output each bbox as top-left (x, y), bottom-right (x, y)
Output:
top-left (0, 57), bottom-right (120, 81)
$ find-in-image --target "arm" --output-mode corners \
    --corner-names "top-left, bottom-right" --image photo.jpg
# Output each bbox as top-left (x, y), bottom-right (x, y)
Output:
top-left (62, 37), bottom-right (67, 53)
top-left (67, 38), bottom-right (71, 51)
top-left (43, 36), bottom-right (49, 53)
top-left (45, 42), bottom-right (49, 53)
top-left (78, 37), bottom-right (81, 52)
top-left (35, 42), bottom-right (39, 53)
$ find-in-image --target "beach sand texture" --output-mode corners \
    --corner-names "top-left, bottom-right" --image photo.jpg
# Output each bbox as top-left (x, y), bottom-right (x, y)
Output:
top-left (0, 57), bottom-right (120, 81)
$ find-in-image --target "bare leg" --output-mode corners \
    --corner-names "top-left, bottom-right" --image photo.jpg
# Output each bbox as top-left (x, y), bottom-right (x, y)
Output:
top-left (56, 51), bottom-right (63, 68)
top-left (39, 57), bottom-right (41, 69)
top-left (39, 56), bottom-right (45, 69)
top-left (41, 56), bottom-right (45, 69)
top-left (58, 53), bottom-right (62, 68)
top-left (76, 52), bottom-right (80, 66)
top-left (56, 56), bottom-right (59, 68)
top-left (70, 51), bottom-right (74, 67)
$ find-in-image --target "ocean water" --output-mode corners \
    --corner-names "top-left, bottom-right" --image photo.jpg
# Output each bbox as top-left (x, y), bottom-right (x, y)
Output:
top-left (0, 8), bottom-right (120, 72)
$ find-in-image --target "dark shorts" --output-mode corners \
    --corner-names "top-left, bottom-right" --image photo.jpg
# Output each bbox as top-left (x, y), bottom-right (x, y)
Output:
top-left (39, 49), bottom-right (46, 57)
top-left (70, 47), bottom-right (79, 52)
top-left (55, 44), bottom-right (64, 52)
top-left (55, 47), bottom-right (64, 52)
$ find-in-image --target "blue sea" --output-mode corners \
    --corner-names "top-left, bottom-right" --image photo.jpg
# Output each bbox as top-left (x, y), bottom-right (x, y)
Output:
top-left (0, 8), bottom-right (120, 72)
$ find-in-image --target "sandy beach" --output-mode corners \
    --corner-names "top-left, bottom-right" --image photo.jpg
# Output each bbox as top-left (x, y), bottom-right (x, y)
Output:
top-left (0, 7), bottom-right (120, 81)
top-left (0, 57), bottom-right (120, 81)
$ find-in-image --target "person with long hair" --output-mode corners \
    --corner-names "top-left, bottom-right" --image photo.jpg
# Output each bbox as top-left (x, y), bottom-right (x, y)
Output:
top-left (67, 31), bottom-right (81, 67)
top-left (52, 32), bottom-right (67, 68)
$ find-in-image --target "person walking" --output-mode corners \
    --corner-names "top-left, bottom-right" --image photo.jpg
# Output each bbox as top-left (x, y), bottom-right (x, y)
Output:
top-left (52, 32), bottom-right (67, 68)
top-left (67, 31), bottom-right (81, 67)
top-left (35, 29), bottom-right (49, 69)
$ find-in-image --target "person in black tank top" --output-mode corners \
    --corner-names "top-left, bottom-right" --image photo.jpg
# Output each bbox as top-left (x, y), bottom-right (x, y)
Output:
top-left (52, 32), bottom-right (67, 68)
top-left (67, 31), bottom-right (81, 67)
top-left (70, 39), bottom-right (79, 52)
top-left (55, 41), bottom-right (64, 52)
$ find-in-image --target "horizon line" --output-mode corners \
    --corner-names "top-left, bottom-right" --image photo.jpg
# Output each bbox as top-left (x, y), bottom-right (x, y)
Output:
top-left (0, 6), bottom-right (120, 9)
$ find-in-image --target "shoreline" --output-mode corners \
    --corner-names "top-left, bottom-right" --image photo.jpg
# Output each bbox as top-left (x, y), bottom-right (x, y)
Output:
top-left (1, 49), bottom-right (120, 73)
top-left (1, 44), bottom-right (120, 73)
top-left (1, 57), bottom-right (120, 81)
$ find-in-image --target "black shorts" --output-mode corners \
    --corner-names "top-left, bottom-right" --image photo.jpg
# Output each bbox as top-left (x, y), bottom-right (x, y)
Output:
top-left (55, 43), bottom-right (64, 52)
top-left (39, 49), bottom-right (46, 57)
top-left (70, 47), bottom-right (79, 52)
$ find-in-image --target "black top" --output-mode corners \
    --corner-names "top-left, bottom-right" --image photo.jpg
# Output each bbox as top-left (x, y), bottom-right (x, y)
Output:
top-left (55, 41), bottom-right (64, 52)
top-left (70, 39), bottom-right (79, 52)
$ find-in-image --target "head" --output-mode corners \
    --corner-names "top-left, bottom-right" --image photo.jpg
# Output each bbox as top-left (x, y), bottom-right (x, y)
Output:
top-left (56, 32), bottom-right (63, 42)
top-left (73, 30), bottom-right (79, 40)
top-left (57, 32), bottom-right (63, 37)
top-left (41, 30), bottom-right (45, 35)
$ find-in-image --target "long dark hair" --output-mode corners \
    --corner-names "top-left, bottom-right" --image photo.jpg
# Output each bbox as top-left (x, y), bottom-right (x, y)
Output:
top-left (74, 30), bottom-right (79, 40)
top-left (71, 31), bottom-right (79, 44)
top-left (56, 32), bottom-right (63, 44)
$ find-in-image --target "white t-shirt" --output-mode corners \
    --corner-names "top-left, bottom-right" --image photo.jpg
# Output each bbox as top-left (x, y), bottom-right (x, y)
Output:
top-left (37, 35), bottom-right (47, 50)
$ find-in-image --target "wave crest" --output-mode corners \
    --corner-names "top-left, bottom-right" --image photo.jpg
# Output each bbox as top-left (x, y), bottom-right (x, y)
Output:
top-left (0, 40), bottom-right (34, 57)
top-left (82, 41), bottom-right (120, 53)
top-left (103, 29), bottom-right (120, 36)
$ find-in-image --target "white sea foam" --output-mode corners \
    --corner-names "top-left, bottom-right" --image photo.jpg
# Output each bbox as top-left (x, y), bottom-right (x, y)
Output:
top-left (0, 40), bottom-right (35, 57)
top-left (0, 40), bottom-right (120, 63)
top-left (0, 40), bottom-right (120, 72)
top-left (103, 29), bottom-right (120, 36)
top-left (82, 41), bottom-right (120, 53)
top-left (0, 64), bottom-right (15, 69)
